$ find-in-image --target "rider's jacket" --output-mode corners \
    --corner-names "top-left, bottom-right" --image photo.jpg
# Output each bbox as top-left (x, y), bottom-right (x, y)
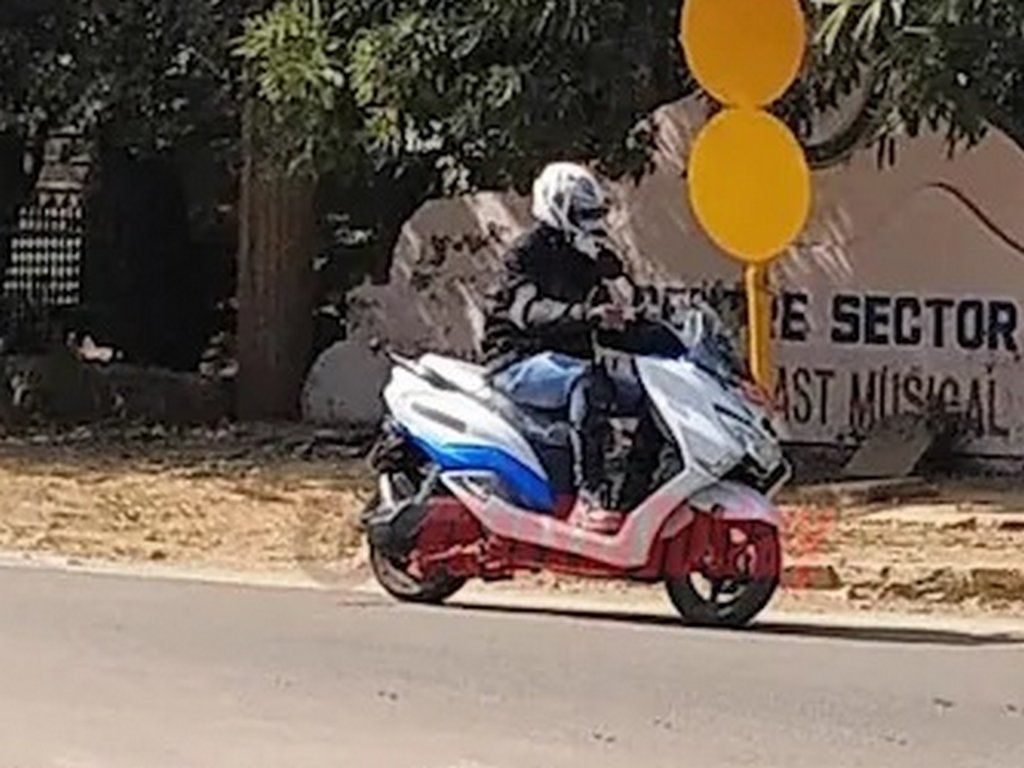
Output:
top-left (481, 224), bottom-right (624, 369)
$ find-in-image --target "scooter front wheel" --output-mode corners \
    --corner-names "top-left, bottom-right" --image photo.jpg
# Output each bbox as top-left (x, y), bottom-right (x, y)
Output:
top-left (666, 524), bottom-right (781, 628)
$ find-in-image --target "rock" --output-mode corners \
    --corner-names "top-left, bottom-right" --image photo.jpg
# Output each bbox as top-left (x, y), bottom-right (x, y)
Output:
top-left (940, 517), bottom-right (979, 532)
top-left (842, 414), bottom-right (939, 480)
top-left (843, 566), bottom-right (1024, 606)
top-left (879, 568), bottom-right (972, 604)
top-left (846, 582), bottom-right (878, 602)
top-left (77, 336), bottom-right (115, 364)
top-left (3, 347), bottom-right (109, 425)
top-left (0, 351), bottom-right (230, 427)
top-left (970, 568), bottom-right (1024, 602)
top-left (782, 563), bottom-right (843, 591)
top-left (101, 365), bottom-right (230, 425)
top-left (997, 520), bottom-right (1024, 533)
top-left (301, 340), bottom-right (392, 427)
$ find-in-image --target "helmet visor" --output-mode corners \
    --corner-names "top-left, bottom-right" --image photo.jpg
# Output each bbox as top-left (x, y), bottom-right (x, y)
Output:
top-left (572, 204), bottom-right (609, 229)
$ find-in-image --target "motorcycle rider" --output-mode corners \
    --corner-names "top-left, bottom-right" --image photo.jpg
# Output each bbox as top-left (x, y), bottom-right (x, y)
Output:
top-left (481, 162), bottom-right (642, 534)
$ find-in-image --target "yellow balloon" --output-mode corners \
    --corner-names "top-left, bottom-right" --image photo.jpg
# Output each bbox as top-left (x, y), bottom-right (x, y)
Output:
top-left (688, 108), bottom-right (811, 263)
top-left (681, 0), bottom-right (806, 108)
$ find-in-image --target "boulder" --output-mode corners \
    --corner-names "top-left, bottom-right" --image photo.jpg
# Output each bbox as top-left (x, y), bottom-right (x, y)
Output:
top-left (301, 340), bottom-right (392, 427)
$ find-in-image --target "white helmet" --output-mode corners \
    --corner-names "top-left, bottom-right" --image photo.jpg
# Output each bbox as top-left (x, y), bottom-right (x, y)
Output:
top-left (531, 162), bottom-right (611, 258)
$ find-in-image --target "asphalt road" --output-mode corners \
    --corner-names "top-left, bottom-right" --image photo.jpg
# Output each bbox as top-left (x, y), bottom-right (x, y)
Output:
top-left (2, 565), bottom-right (1023, 768)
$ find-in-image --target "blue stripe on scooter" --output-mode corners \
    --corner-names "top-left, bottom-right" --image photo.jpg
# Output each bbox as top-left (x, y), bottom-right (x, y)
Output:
top-left (407, 434), bottom-right (555, 512)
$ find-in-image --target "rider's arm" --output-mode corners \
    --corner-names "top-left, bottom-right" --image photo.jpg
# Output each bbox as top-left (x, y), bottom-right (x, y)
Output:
top-left (507, 282), bottom-right (591, 331)
top-left (594, 246), bottom-right (626, 280)
top-left (501, 238), bottom-right (625, 334)
top-left (501, 243), bottom-right (595, 334)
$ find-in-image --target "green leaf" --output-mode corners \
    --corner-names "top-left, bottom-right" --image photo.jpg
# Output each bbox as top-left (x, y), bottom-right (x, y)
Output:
top-left (852, 0), bottom-right (884, 44)
top-left (818, 3), bottom-right (854, 54)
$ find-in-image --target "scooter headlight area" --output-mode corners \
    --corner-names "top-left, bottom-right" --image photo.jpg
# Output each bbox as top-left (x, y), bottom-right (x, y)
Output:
top-left (714, 402), bottom-right (788, 495)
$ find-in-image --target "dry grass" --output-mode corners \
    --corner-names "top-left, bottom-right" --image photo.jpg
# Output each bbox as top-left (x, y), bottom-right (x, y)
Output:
top-left (0, 426), bottom-right (374, 572)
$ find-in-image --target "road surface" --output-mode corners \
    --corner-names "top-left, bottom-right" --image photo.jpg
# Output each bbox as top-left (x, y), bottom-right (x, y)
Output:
top-left (2, 564), bottom-right (1023, 768)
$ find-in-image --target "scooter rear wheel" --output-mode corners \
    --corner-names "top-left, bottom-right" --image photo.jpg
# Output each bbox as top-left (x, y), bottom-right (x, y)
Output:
top-left (364, 484), bottom-right (467, 605)
top-left (369, 542), bottom-right (467, 605)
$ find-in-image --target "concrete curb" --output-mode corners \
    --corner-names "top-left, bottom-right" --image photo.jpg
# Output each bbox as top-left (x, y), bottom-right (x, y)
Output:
top-left (0, 550), bottom-right (334, 592)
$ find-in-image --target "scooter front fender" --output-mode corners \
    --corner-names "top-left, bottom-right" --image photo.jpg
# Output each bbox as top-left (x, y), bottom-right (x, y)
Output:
top-left (687, 481), bottom-right (782, 529)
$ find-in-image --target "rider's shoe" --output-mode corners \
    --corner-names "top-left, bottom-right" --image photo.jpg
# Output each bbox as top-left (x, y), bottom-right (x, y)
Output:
top-left (568, 490), bottom-right (624, 535)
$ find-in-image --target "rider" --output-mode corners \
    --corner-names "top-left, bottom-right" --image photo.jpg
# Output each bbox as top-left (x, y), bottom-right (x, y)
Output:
top-left (481, 162), bottom-right (641, 535)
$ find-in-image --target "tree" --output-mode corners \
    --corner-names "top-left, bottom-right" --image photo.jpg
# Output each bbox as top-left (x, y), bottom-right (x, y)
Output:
top-left (0, 0), bottom-right (77, 276)
top-left (71, 1), bottom-right (248, 372)
top-left (789, 0), bottom-right (1024, 166)
top-left (6, 0), bottom-right (1021, 418)
top-left (235, 0), bottom-right (1024, 416)
top-left (234, 0), bottom-right (689, 417)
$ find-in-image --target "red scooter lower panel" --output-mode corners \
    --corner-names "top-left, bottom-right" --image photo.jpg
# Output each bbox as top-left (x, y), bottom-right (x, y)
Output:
top-left (410, 498), bottom-right (780, 584)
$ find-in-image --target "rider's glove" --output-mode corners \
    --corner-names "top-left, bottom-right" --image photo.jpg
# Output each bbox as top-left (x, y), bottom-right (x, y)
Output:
top-left (587, 304), bottom-right (634, 332)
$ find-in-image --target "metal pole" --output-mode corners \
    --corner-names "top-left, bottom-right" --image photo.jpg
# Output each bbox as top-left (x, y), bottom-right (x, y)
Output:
top-left (745, 263), bottom-right (774, 390)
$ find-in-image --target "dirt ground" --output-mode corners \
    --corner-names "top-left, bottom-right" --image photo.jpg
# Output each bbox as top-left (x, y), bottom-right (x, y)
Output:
top-left (0, 426), bottom-right (1022, 617)
top-left (0, 426), bottom-right (375, 573)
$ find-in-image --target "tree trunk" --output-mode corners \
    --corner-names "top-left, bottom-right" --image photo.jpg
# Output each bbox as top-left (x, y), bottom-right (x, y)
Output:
top-left (236, 103), bottom-right (316, 420)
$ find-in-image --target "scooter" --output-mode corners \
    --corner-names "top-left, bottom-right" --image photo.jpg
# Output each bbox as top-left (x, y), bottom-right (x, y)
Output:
top-left (361, 298), bottom-right (790, 628)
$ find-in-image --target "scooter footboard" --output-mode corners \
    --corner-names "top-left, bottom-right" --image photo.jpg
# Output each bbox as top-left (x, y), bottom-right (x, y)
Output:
top-left (686, 481), bottom-right (783, 529)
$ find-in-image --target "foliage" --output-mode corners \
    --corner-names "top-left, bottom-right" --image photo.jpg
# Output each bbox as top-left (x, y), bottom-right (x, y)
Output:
top-left (4, 1), bottom-right (1024, 191)
top-left (5, 0), bottom-right (1024, 396)
top-left (807, 0), bottom-right (1024, 162)
top-left (235, 0), bottom-right (351, 174)
top-left (234, 0), bottom-right (1024, 183)
top-left (0, 0), bottom-right (245, 153)
top-left (0, 2), bottom-right (254, 372)
top-left (235, 0), bottom-right (686, 191)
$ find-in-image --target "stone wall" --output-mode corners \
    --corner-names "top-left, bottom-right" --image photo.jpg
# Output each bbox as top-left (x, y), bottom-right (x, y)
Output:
top-left (0, 348), bottom-right (231, 428)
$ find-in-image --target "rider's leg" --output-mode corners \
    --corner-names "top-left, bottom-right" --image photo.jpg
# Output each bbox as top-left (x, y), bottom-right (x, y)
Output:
top-left (490, 353), bottom-right (591, 511)
top-left (604, 359), bottom-right (653, 512)
top-left (490, 353), bottom-right (588, 411)
top-left (567, 366), bottom-right (624, 534)
top-left (618, 410), bottom-right (662, 512)
top-left (490, 355), bottom-right (625, 534)
top-left (568, 367), bottom-right (613, 496)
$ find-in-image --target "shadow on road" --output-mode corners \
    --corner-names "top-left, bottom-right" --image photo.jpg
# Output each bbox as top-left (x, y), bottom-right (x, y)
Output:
top-left (750, 620), bottom-right (1024, 647)
top-left (445, 601), bottom-right (1024, 647)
